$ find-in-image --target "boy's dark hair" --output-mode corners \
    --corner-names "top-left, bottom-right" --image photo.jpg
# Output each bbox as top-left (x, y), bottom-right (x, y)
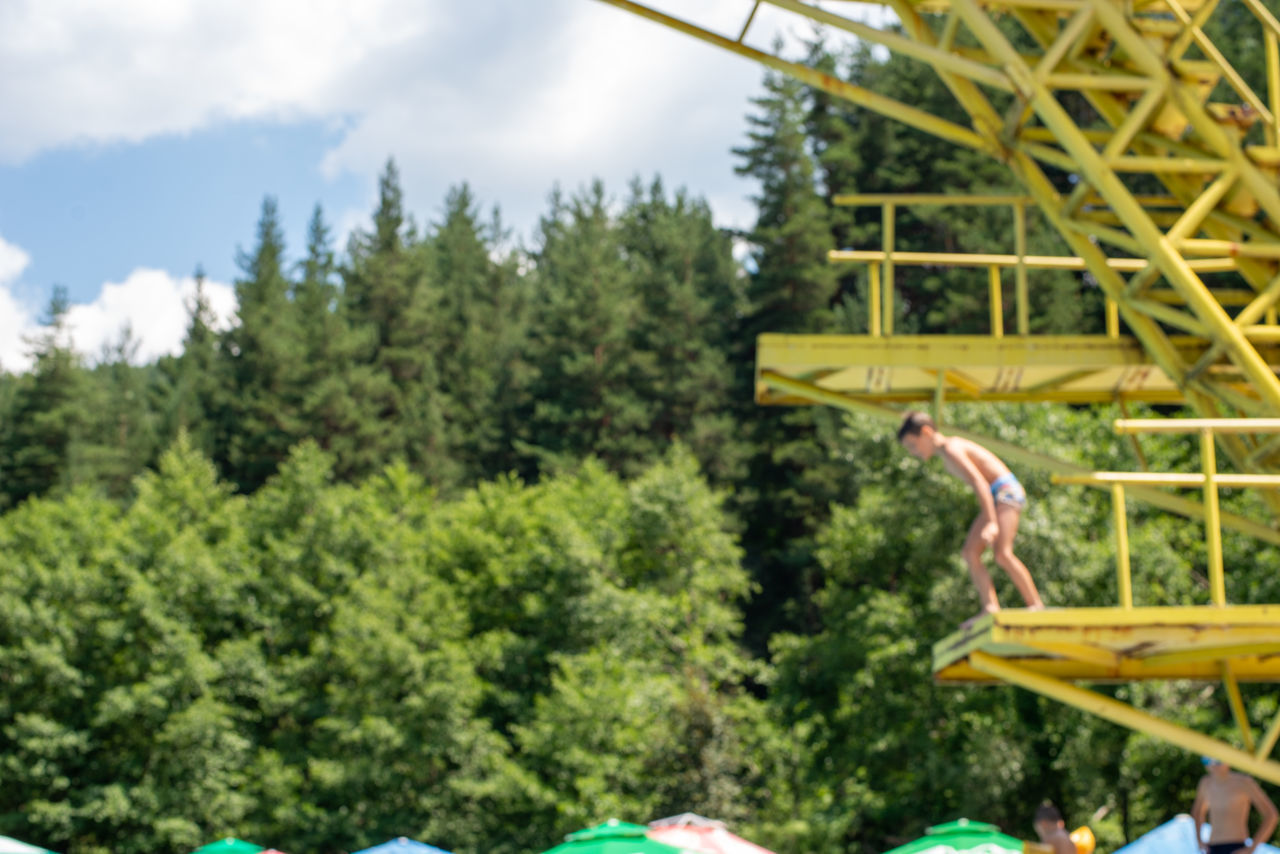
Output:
top-left (897, 410), bottom-right (936, 442)
top-left (1034, 803), bottom-right (1064, 824)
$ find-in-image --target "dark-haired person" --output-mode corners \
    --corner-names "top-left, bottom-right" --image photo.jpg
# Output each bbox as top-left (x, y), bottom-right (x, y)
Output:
top-left (1033, 803), bottom-right (1076, 854)
top-left (897, 410), bottom-right (1046, 624)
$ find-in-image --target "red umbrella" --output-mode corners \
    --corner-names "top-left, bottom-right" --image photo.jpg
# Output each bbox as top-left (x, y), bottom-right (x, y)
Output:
top-left (647, 814), bottom-right (775, 854)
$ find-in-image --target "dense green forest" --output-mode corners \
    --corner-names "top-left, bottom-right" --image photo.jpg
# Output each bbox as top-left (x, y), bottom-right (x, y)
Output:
top-left (3, 22), bottom-right (1279, 854)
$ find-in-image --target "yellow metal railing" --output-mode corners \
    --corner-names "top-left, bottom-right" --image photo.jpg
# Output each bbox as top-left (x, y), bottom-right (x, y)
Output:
top-left (834, 194), bottom-right (1037, 337)
top-left (831, 195), bottom-right (1280, 340)
top-left (1053, 418), bottom-right (1280, 609)
top-left (834, 194), bottom-right (1134, 337)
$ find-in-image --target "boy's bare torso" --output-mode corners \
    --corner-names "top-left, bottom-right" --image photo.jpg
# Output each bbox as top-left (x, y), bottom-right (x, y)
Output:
top-left (939, 436), bottom-right (1012, 486)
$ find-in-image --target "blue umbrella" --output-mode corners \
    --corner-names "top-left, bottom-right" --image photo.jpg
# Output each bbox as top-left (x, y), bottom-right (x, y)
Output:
top-left (350, 838), bottom-right (452, 854)
top-left (1114, 814), bottom-right (1280, 854)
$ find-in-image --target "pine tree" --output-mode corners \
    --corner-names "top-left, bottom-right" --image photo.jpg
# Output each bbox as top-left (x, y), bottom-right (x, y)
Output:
top-left (731, 66), bottom-right (855, 646)
top-left (429, 185), bottom-right (530, 482)
top-left (218, 196), bottom-right (307, 491)
top-left (342, 159), bottom-right (456, 485)
top-left (734, 64), bottom-right (837, 340)
top-left (0, 288), bottom-right (87, 507)
top-left (618, 176), bottom-right (749, 483)
top-left (161, 266), bottom-right (224, 456)
top-left (521, 181), bottom-right (652, 475)
top-left (275, 204), bottom-right (399, 483)
top-left (344, 161), bottom-right (411, 348)
top-left (295, 204), bottom-right (339, 350)
top-left (77, 326), bottom-right (162, 499)
top-left (803, 39), bottom-right (879, 330)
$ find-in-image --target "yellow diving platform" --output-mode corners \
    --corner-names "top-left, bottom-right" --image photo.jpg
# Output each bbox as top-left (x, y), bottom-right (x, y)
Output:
top-left (757, 333), bottom-right (1280, 406)
top-left (932, 606), bottom-right (1280, 783)
top-left (934, 606), bottom-right (1280, 685)
top-left (591, 0), bottom-right (1280, 785)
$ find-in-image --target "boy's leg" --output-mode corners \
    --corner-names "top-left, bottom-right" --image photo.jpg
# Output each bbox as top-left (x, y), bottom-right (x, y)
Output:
top-left (992, 503), bottom-right (1045, 609)
top-left (961, 515), bottom-right (1000, 614)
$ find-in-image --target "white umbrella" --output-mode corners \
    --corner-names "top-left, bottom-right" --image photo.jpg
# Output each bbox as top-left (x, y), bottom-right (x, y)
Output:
top-left (0, 836), bottom-right (54, 854)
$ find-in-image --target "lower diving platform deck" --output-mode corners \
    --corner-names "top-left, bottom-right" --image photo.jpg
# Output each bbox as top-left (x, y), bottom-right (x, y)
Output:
top-left (934, 605), bottom-right (1280, 683)
top-left (932, 606), bottom-right (1280, 784)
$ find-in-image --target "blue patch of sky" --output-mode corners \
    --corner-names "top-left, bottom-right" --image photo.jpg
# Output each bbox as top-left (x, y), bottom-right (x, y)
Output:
top-left (0, 119), bottom-right (368, 308)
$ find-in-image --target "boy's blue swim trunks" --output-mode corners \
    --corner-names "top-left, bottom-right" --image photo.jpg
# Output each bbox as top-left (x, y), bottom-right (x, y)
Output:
top-left (990, 472), bottom-right (1027, 508)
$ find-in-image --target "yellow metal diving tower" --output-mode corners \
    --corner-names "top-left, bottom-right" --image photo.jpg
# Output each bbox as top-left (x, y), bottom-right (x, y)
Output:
top-left (592, 0), bottom-right (1280, 783)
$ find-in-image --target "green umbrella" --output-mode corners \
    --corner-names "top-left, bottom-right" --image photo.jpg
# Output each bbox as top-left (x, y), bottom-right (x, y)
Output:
top-left (191, 839), bottom-right (266, 854)
top-left (540, 819), bottom-right (694, 854)
top-left (882, 819), bottom-right (1025, 854)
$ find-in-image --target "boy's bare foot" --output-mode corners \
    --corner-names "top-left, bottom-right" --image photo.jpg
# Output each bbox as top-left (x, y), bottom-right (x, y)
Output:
top-left (961, 607), bottom-right (999, 630)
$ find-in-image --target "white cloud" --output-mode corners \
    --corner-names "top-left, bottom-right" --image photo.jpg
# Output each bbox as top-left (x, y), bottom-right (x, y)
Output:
top-left (0, 234), bottom-right (30, 284)
top-left (0, 235), bottom-right (36, 373)
top-left (64, 269), bottom-right (236, 365)
top-left (0, 1), bottom-right (824, 163)
top-left (0, 288), bottom-right (34, 373)
top-left (0, 236), bottom-right (235, 373)
top-left (0, 1), bottom-right (880, 234)
top-left (0, 0), bottom-right (435, 162)
top-left (314, 1), bottom-right (823, 233)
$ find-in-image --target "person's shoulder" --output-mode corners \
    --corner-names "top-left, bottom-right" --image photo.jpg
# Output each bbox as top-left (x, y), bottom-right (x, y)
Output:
top-left (1233, 771), bottom-right (1272, 794)
top-left (1221, 771), bottom-right (1266, 794)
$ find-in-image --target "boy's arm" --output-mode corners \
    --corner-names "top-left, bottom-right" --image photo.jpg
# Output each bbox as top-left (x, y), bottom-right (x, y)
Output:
top-left (1246, 778), bottom-right (1278, 851)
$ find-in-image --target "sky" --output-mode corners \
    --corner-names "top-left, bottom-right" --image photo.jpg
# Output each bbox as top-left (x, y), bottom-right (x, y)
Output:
top-left (0, 0), bottom-right (879, 373)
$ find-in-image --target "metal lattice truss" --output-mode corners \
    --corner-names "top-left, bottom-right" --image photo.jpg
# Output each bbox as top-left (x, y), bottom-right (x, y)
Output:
top-left (596, 0), bottom-right (1280, 469)
top-left (594, 0), bottom-right (1280, 783)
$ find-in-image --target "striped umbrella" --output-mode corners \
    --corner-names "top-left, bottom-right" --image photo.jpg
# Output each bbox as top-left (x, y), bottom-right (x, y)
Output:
top-left (882, 819), bottom-right (1024, 854)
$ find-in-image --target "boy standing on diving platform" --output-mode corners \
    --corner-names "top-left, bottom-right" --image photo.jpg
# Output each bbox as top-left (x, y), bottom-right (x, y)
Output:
top-left (897, 411), bottom-right (1046, 622)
